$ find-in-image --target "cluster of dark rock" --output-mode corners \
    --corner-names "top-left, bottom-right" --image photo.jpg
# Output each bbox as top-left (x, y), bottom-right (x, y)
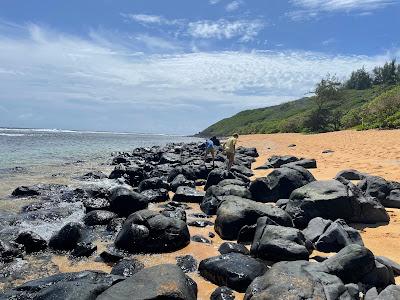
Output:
top-left (2, 144), bottom-right (400, 299)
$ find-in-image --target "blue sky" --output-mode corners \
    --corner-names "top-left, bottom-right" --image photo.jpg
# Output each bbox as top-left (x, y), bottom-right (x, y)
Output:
top-left (0, 0), bottom-right (399, 134)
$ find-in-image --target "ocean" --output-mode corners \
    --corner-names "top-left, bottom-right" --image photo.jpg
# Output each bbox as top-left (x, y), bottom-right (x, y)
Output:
top-left (0, 128), bottom-right (201, 169)
top-left (0, 128), bottom-right (201, 199)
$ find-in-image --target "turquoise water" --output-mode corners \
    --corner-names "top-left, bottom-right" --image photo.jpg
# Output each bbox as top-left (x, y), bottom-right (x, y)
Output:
top-left (0, 128), bottom-right (201, 169)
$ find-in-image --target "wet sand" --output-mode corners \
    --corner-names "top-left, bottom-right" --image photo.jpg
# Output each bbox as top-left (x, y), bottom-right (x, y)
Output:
top-left (239, 129), bottom-right (400, 284)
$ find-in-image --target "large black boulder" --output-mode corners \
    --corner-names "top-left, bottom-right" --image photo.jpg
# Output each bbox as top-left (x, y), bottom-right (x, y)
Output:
top-left (114, 210), bottom-right (190, 253)
top-left (110, 259), bottom-right (144, 277)
top-left (236, 146), bottom-right (258, 158)
top-left (109, 164), bottom-right (146, 186)
top-left (15, 231), bottom-right (47, 253)
top-left (244, 260), bottom-right (351, 300)
top-left (2, 271), bottom-right (123, 300)
top-left (237, 224), bottom-right (257, 245)
top-left (70, 242), bottom-right (97, 257)
top-left (12, 186), bottom-right (40, 197)
top-left (97, 264), bottom-right (197, 300)
top-left (285, 179), bottom-right (389, 228)
top-left (170, 174), bottom-right (195, 192)
top-left (137, 177), bottom-right (168, 192)
top-left (335, 169), bottom-right (365, 180)
top-left (302, 217), bottom-right (332, 243)
top-left (160, 152), bottom-right (181, 164)
top-left (215, 196), bottom-right (293, 240)
top-left (109, 187), bottom-right (148, 217)
top-left (282, 158), bottom-right (317, 169)
top-left (140, 188), bottom-right (170, 203)
top-left (363, 260), bottom-right (395, 288)
top-left (255, 155), bottom-right (300, 170)
top-left (160, 206), bottom-right (187, 222)
top-left (167, 165), bottom-right (198, 182)
top-left (205, 169), bottom-right (236, 190)
top-left (218, 179), bottom-right (248, 187)
top-left (48, 222), bottom-right (84, 251)
top-left (376, 256), bottom-right (400, 276)
top-left (249, 165), bottom-right (315, 202)
top-left (83, 210), bottom-right (118, 226)
top-left (250, 220), bottom-right (311, 261)
top-left (231, 165), bottom-right (254, 177)
top-left (316, 244), bottom-right (376, 284)
top-left (357, 175), bottom-right (392, 201)
top-left (314, 219), bottom-right (364, 253)
top-left (200, 184), bottom-right (252, 215)
top-left (172, 186), bottom-right (205, 203)
top-left (382, 189), bottom-right (400, 208)
top-left (199, 253), bottom-right (267, 292)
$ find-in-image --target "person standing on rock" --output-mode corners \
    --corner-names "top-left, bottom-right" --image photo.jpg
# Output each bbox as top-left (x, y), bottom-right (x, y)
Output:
top-left (204, 137), bottom-right (216, 167)
top-left (223, 133), bottom-right (239, 171)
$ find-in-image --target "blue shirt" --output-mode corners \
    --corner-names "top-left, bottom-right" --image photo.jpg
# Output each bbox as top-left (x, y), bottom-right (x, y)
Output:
top-left (205, 139), bottom-right (214, 149)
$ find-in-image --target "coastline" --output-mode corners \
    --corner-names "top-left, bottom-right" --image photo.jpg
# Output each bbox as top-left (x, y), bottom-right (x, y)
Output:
top-left (0, 129), bottom-right (399, 298)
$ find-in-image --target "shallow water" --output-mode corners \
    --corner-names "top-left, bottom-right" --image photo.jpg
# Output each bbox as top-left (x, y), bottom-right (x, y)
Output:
top-left (0, 128), bottom-right (200, 199)
top-left (0, 128), bottom-right (200, 168)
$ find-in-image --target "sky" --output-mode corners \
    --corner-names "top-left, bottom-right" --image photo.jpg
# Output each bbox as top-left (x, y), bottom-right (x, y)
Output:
top-left (0, 0), bottom-right (399, 134)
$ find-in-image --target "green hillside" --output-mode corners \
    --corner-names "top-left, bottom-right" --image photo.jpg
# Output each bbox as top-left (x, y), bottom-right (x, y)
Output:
top-left (199, 61), bottom-right (400, 136)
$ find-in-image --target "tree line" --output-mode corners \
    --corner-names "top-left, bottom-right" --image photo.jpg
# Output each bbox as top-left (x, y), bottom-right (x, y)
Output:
top-left (346, 59), bottom-right (400, 90)
top-left (303, 60), bottom-right (400, 133)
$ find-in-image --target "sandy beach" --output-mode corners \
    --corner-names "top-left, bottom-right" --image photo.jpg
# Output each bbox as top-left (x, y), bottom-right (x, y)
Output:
top-left (239, 129), bottom-right (400, 284)
top-left (1, 129), bottom-right (399, 299)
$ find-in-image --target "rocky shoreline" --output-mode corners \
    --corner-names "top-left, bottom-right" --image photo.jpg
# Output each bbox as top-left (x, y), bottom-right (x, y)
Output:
top-left (0, 140), bottom-right (400, 299)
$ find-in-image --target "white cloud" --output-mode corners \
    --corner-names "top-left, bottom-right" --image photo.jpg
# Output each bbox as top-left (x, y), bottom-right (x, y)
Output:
top-left (292, 0), bottom-right (395, 11)
top-left (0, 23), bottom-right (396, 133)
top-left (187, 19), bottom-right (264, 41)
top-left (322, 38), bottom-right (336, 46)
top-left (123, 13), bottom-right (263, 43)
top-left (209, 0), bottom-right (221, 5)
top-left (125, 14), bottom-right (163, 24)
top-left (289, 0), bottom-right (396, 20)
top-left (122, 13), bottom-right (182, 26)
top-left (225, 1), bottom-right (242, 12)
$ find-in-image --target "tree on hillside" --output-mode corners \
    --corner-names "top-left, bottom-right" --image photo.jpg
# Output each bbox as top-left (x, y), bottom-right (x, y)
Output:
top-left (382, 59), bottom-right (398, 85)
top-left (373, 66), bottom-right (384, 85)
top-left (346, 67), bottom-right (372, 90)
top-left (313, 74), bottom-right (342, 109)
top-left (373, 59), bottom-right (398, 85)
top-left (330, 110), bottom-right (343, 131)
top-left (305, 75), bottom-right (343, 132)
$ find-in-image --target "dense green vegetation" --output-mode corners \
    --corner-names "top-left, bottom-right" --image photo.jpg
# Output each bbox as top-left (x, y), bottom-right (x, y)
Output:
top-left (200, 60), bottom-right (400, 136)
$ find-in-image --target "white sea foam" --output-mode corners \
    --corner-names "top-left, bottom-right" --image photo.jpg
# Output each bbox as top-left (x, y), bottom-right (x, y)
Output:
top-left (0, 127), bottom-right (185, 136)
top-left (0, 133), bottom-right (26, 136)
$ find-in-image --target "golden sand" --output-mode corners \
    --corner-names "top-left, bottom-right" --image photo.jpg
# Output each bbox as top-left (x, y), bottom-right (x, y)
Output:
top-left (239, 129), bottom-right (400, 284)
